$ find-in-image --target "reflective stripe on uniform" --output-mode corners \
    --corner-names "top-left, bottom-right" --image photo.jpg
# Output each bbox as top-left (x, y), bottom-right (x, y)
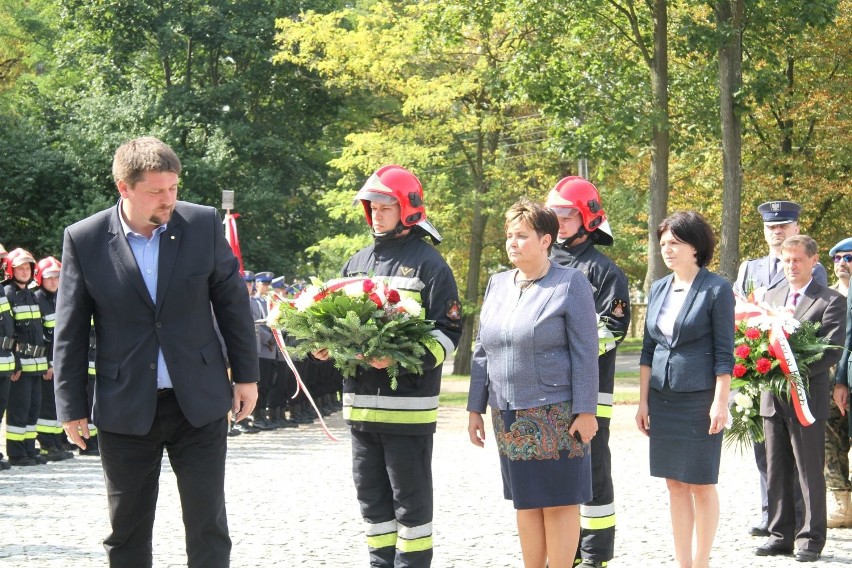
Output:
top-left (344, 393), bottom-right (439, 410)
top-left (365, 519), bottom-right (397, 550)
top-left (427, 329), bottom-right (455, 363)
top-left (343, 393), bottom-right (439, 424)
top-left (344, 407), bottom-right (438, 425)
top-left (597, 391), bottom-right (613, 419)
top-left (36, 419), bottom-right (64, 435)
top-left (397, 522), bottom-right (433, 553)
top-left (19, 357), bottom-right (48, 373)
top-left (0, 354), bottom-right (14, 372)
top-left (580, 502), bottom-right (616, 530)
top-left (88, 361), bottom-right (96, 375)
top-left (0, 296), bottom-right (10, 314)
top-left (384, 276), bottom-right (425, 292)
top-left (88, 423), bottom-right (98, 436)
top-left (5, 425), bottom-right (26, 441)
top-left (12, 304), bottom-right (40, 320)
top-left (42, 313), bottom-right (56, 328)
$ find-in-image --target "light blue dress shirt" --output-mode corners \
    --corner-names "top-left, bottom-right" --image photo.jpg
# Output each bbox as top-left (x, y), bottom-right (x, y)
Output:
top-left (119, 202), bottom-right (172, 389)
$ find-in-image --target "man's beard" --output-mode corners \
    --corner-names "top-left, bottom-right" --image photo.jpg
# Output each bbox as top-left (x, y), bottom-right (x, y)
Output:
top-left (149, 208), bottom-right (174, 226)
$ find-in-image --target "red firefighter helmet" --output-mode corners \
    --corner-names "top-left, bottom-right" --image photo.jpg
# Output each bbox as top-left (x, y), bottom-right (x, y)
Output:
top-left (353, 165), bottom-right (426, 230)
top-left (35, 256), bottom-right (62, 286)
top-left (5, 248), bottom-right (37, 282)
top-left (545, 176), bottom-right (613, 246)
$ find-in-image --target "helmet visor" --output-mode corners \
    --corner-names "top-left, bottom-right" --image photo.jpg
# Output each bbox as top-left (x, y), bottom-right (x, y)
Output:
top-left (352, 189), bottom-right (398, 206)
top-left (549, 206), bottom-right (580, 219)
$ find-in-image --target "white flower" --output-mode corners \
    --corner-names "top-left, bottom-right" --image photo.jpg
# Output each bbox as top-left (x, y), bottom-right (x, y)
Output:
top-left (294, 286), bottom-right (321, 311)
top-left (343, 281), bottom-right (366, 297)
top-left (734, 392), bottom-right (753, 409)
top-left (266, 303), bottom-right (282, 327)
top-left (397, 297), bottom-right (422, 317)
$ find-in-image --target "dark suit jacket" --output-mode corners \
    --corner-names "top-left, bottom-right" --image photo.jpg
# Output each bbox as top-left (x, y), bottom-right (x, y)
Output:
top-left (759, 281), bottom-right (846, 420)
top-left (53, 201), bottom-right (259, 435)
top-left (640, 268), bottom-right (735, 392)
top-left (836, 291), bottom-right (852, 387)
top-left (734, 255), bottom-right (828, 296)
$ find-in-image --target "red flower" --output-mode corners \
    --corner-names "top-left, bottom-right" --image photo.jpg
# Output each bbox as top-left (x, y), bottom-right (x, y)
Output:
top-left (735, 344), bottom-right (751, 359)
top-left (363, 279), bottom-right (376, 293)
top-left (387, 289), bottom-right (401, 303)
top-left (745, 328), bottom-right (761, 340)
top-left (755, 358), bottom-right (772, 374)
top-left (733, 363), bottom-right (747, 378)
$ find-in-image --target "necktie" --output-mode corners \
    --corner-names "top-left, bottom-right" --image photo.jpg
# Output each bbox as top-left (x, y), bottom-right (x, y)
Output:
top-left (791, 292), bottom-right (800, 307)
top-left (770, 258), bottom-right (779, 280)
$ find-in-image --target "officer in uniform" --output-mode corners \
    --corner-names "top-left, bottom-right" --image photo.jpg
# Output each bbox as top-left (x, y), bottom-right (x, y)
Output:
top-left (545, 177), bottom-right (630, 568)
top-left (313, 165), bottom-right (462, 568)
top-left (231, 270), bottom-right (260, 435)
top-left (826, 237), bottom-right (852, 527)
top-left (0, 244), bottom-right (16, 470)
top-left (3, 248), bottom-right (49, 466)
top-left (267, 276), bottom-right (298, 428)
top-left (33, 256), bottom-right (74, 461)
top-left (252, 271), bottom-right (279, 430)
top-left (734, 200), bottom-right (827, 536)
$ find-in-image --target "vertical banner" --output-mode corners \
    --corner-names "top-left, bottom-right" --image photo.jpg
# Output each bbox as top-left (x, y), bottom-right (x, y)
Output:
top-left (223, 212), bottom-right (244, 276)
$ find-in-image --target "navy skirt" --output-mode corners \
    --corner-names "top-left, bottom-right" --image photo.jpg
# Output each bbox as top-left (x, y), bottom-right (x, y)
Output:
top-left (648, 385), bottom-right (722, 484)
top-left (491, 400), bottom-right (592, 510)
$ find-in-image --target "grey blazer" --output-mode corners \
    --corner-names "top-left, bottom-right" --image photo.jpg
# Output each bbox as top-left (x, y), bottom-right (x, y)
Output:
top-left (467, 261), bottom-right (599, 414)
top-left (759, 281), bottom-right (846, 420)
top-left (640, 268), bottom-right (735, 392)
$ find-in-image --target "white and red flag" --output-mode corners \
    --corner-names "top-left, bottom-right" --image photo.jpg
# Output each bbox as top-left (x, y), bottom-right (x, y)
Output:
top-left (223, 212), bottom-right (245, 276)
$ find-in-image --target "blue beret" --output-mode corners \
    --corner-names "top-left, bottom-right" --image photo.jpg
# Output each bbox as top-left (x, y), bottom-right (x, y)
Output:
top-left (758, 201), bottom-right (800, 225)
top-left (255, 271), bottom-right (274, 283)
top-left (830, 237), bottom-right (852, 256)
top-left (243, 270), bottom-right (256, 282)
top-left (271, 276), bottom-right (287, 289)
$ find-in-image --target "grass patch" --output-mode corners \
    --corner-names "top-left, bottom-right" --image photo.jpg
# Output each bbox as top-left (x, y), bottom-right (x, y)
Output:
top-left (616, 337), bottom-right (643, 353)
top-left (442, 374), bottom-right (470, 382)
top-left (439, 392), bottom-right (468, 408)
top-left (614, 391), bottom-right (640, 405)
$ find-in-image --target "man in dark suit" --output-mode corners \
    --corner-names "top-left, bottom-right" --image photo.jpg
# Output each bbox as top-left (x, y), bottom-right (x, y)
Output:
top-left (53, 136), bottom-right (259, 568)
top-left (755, 235), bottom-right (846, 562)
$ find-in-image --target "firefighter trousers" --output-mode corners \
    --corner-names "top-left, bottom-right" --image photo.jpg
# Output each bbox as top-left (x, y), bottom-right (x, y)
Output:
top-left (351, 430), bottom-right (433, 568)
top-left (5, 373), bottom-right (41, 459)
top-left (577, 426), bottom-right (615, 563)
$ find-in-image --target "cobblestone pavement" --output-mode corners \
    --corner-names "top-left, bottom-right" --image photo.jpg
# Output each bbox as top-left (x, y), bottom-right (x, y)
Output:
top-left (2, 403), bottom-right (852, 567)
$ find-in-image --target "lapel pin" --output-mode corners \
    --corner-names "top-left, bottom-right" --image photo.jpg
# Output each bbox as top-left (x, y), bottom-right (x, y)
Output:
top-left (170, 236), bottom-right (175, 240)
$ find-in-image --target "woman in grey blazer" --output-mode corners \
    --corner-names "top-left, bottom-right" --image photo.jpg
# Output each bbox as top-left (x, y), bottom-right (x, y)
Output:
top-left (468, 199), bottom-right (599, 568)
top-left (636, 211), bottom-right (735, 568)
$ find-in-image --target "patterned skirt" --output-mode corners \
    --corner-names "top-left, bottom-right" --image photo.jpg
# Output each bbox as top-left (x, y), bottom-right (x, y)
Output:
top-left (491, 400), bottom-right (592, 510)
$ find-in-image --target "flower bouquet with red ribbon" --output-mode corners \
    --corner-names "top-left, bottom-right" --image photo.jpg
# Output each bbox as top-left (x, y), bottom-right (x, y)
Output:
top-left (727, 291), bottom-right (831, 449)
top-left (267, 276), bottom-right (435, 390)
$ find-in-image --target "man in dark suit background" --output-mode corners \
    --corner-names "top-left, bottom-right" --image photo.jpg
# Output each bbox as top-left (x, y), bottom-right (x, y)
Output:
top-left (53, 136), bottom-right (259, 568)
top-left (755, 235), bottom-right (846, 562)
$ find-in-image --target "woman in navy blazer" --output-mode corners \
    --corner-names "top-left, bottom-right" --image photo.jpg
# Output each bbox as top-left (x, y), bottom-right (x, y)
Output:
top-left (636, 211), bottom-right (734, 568)
top-left (468, 199), bottom-right (599, 568)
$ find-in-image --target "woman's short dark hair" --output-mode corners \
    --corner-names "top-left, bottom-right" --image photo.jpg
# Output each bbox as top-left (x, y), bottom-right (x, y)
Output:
top-left (505, 198), bottom-right (559, 253)
top-left (657, 211), bottom-right (715, 267)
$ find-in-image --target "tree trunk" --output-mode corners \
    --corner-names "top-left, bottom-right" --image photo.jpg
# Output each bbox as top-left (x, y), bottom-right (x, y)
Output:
top-left (453, 196), bottom-right (488, 376)
top-left (644, 0), bottom-right (670, 293)
top-left (716, 0), bottom-right (744, 282)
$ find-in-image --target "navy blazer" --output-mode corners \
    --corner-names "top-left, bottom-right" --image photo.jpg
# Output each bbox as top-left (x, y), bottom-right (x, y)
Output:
top-left (641, 268), bottom-right (735, 392)
top-left (53, 201), bottom-right (260, 435)
top-left (759, 281), bottom-right (846, 420)
top-left (735, 255), bottom-right (828, 296)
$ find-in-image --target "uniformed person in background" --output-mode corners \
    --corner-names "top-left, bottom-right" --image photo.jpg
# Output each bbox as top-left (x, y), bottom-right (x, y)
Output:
top-left (826, 237), bottom-right (852, 528)
top-left (734, 200), bottom-right (825, 537)
top-left (231, 270), bottom-right (260, 435)
top-left (268, 276), bottom-right (297, 428)
top-left (80, 318), bottom-right (100, 455)
top-left (3, 248), bottom-right (49, 466)
top-left (0, 243), bottom-right (16, 470)
top-left (33, 256), bottom-right (74, 461)
top-left (545, 177), bottom-right (630, 568)
top-left (252, 271), bottom-right (279, 430)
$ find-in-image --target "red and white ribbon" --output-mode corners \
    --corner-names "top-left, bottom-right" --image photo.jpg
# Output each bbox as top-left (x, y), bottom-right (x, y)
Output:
top-left (768, 323), bottom-right (815, 426)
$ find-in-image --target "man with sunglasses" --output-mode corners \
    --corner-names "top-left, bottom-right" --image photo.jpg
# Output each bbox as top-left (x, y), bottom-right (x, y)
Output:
top-left (735, 200), bottom-right (828, 538)
top-left (826, 237), bottom-right (852, 528)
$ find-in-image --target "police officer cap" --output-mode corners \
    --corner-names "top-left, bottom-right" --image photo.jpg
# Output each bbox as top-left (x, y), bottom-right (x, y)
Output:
top-left (758, 201), bottom-right (800, 225)
top-left (830, 237), bottom-right (852, 256)
top-left (255, 271), bottom-right (274, 283)
top-left (243, 270), bottom-right (256, 282)
top-left (271, 276), bottom-right (287, 289)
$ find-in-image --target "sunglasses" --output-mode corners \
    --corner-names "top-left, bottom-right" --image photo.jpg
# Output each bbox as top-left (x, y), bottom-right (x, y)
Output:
top-left (834, 254), bottom-right (852, 263)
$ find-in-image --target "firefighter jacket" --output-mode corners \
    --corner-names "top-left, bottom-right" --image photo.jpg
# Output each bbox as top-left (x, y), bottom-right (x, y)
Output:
top-left (0, 286), bottom-right (15, 374)
top-left (3, 280), bottom-right (47, 374)
top-left (341, 231), bottom-right (462, 435)
top-left (35, 288), bottom-right (57, 365)
top-left (551, 239), bottom-right (630, 421)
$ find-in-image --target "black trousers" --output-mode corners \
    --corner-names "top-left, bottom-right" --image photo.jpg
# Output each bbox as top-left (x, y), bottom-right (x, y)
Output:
top-left (99, 391), bottom-right (230, 568)
top-left (351, 430), bottom-right (434, 568)
top-left (0, 373), bottom-right (10, 458)
top-left (764, 415), bottom-right (827, 553)
top-left (578, 426), bottom-right (615, 562)
top-left (257, 358), bottom-right (277, 411)
top-left (5, 373), bottom-right (41, 458)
